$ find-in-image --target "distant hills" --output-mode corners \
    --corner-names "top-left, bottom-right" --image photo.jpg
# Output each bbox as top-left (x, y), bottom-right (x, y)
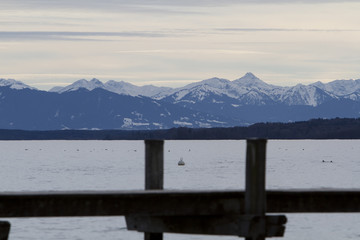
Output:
top-left (0, 118), bottom-right (359, 140)
top-left (1, 73), bottom-right (360, 130)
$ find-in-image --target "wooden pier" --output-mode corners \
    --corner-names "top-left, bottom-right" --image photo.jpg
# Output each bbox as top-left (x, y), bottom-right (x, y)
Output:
top-left (0, 139), bottom-right (359, 239)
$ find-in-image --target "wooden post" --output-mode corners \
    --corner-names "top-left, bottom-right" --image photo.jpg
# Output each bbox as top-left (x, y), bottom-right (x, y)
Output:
top-left (0, 221), bottom-right (10, 240)
top-left (144, 140), bottom-right (164, 240)
top-left (245, 139), bottom-right (267, 240)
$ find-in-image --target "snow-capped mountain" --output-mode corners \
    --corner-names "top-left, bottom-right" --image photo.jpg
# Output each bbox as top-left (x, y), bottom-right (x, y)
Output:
top-left (0, 86), bottom-right (236, 130)
top-left (50, 78), bottom-right (172, 97)
top-left (233, 72), bottom-right (276, 90)
top-left (274, 84), bottom-right (336, 106)
top-left (311, 79), bottom-right (360, 101)
top-left (159, 73), bottom-right (336, 107)
top-left (157, 73), bottom-right (274, 105)
top-left (49, 78), bottom-right (105, 93)
top-left (1, 73), bottom-right (360, 130)
top-left (160, 77), bottom-right (235, 102)
top-left (311, 79), bottom-right (360, 96)
top-left (0, 78), bottom-right (36, 90)
top-left (103, 80), bottom-right (172, 97)
top-left (50, 72), bottom-right (342, 107)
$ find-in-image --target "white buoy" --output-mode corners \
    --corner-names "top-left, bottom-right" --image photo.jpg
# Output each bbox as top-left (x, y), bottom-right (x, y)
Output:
top-left (178, 157), bottom-right (185, 166)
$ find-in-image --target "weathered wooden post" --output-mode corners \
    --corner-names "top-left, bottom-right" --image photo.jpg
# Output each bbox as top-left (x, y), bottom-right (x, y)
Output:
top-left (0, 221), bottom-right (10, 240)
top-left (144, 140), bottom-right (164, 240)
top-left (245, 139), bottom-right (267, 240)
top-left (126, 139), bottom-right (285, 238)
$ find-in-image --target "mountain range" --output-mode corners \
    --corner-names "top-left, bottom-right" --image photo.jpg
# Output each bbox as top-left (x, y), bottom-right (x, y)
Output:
top-left (1, 73), bottom-right (360, 130)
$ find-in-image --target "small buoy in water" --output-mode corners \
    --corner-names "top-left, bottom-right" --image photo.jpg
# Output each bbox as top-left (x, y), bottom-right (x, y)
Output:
top-left (178, 157), bottom-right (185, 166)
top-left (322, 160), bottom-right (333, 163)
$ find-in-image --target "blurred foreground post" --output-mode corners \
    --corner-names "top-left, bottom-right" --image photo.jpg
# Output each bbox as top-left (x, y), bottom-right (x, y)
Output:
top-left (144, 140), bottom-right (164, 240)
top-left (0, 221), bottom-right (10, 240)
top-left (245, 139), bottom-right (267, 240)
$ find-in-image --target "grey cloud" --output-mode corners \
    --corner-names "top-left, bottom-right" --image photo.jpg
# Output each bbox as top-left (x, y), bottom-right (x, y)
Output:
top-left (0, 0), bottom-right (203, 14)
top-left (216, 28), bottom-right (360, 32)
top-left (2, 0), bottom-right (359, 10)
top-left (1, 0), bottom-right (358, 17)
top-left (0, 31), bottom-right (166, 41)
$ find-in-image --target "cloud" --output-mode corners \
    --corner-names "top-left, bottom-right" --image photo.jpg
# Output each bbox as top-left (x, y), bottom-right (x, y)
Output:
top-left (216, 28), bottom-right (360, 32)
top-left (18, 0), bottom-right (360, 5)
top-left (3, 0), bottom-right (359, 6)
top-left (2, 0), bottom-right (359, 13)
top-left (0, 31), bottom-right (166, 41)
top-left (116, 49), bottom-right (269, 55)
top-left (0, 1), bottom-right (204, 14)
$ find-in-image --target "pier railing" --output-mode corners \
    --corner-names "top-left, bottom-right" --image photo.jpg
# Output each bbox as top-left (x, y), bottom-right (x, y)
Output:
top-left (0, 139), bottom-right (360, 240)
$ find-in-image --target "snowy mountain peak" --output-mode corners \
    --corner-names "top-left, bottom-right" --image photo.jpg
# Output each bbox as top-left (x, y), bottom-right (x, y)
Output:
top-left (104, 80), bottom-right (135, 90)
top-left (50, 78), bottom-right (173, 97)
top-left (20, 73), bottom-right (360, 108)
top-left (0, 78), bottom-right (36, 90)
top-left (89, 78), bottom-right (102, 84)
top-left (234, 72), bottom-right (260, 83)
top-left (200, 77), bottom-right (231, 88)
top-left (233, 72), bottom-right (273, 90)
top-left (103, 80), bottom-right (140, 96)
top-left (51, 78), bottom-right (105, 93)
top-left (311, 79), bottom-right (360, 96)
top-left (243, 72), bottom-right (258, 80)
top-left (104, 80), bottom-right (172, 97)
top-left (180, 77), bottom-right (231, 91)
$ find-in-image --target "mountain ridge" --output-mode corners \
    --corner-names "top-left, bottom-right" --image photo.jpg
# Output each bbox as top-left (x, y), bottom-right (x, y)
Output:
top-left (45, 72), bottom-right (360, 107)
top-left (1, 73), bottom-right (360, 130)
top-left (0, 78), bottom-right (36, 90)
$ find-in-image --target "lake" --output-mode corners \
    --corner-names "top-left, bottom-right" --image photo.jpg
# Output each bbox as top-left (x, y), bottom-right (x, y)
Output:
top-left (0, 140), bottom-right (359, 239)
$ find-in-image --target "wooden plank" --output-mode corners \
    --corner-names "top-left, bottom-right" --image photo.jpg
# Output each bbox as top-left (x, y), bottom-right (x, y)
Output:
top-left (126, 215), bottom-right (286, 237)
top-left (0, 190), bottom-right (359, 218)
top-left (144, 140), bottom-right (164, 240)
top-left (0, 190), bottom-right (243, 217)
top-left (267, 190), bottom-right (360, 213)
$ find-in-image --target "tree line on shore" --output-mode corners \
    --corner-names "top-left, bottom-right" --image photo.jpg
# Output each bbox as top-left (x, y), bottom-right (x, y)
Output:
top-left (1, 118), bottom-right (359, 140)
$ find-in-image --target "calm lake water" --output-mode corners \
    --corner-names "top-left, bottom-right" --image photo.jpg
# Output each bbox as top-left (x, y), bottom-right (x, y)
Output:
top-left (0, 140), bottom-right (359, 239)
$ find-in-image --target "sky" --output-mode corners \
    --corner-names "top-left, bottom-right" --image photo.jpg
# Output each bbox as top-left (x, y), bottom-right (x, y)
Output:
top-left (1, 0), bottom-right (360, 90)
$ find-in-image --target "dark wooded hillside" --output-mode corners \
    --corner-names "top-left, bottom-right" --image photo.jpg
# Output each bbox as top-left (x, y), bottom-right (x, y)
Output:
top-left (1, 118), bottom-right (359, 140)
